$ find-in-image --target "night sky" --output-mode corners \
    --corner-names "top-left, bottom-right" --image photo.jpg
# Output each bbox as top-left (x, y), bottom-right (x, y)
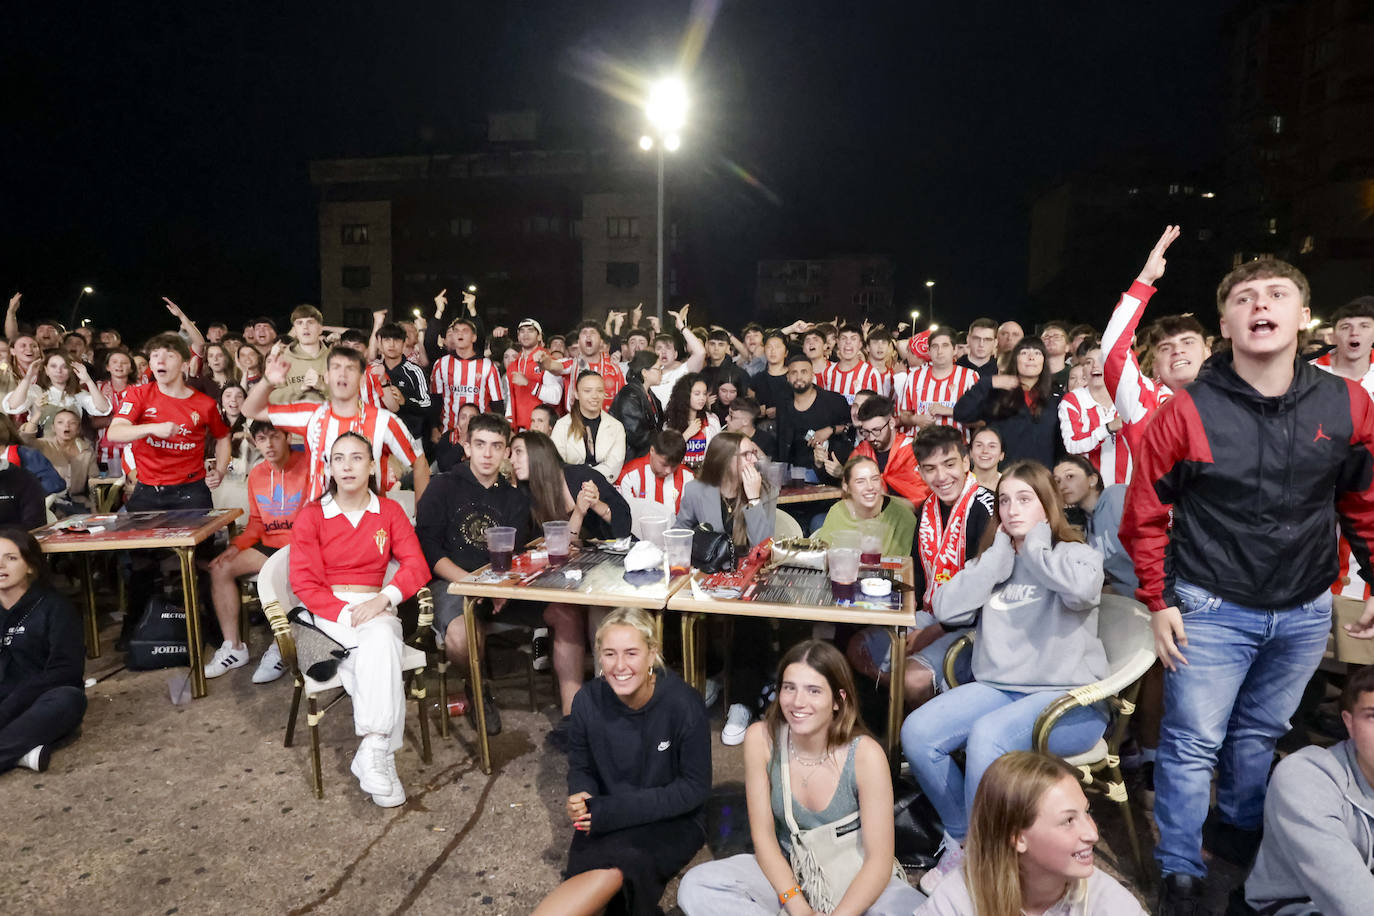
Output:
top-left (3, 0), bottom-right (1239, 338)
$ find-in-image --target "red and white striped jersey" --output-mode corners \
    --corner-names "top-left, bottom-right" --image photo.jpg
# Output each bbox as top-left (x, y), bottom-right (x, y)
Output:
top-left (817, 361), bottom-right (881, 404)
top-left (265, 400), bottom-right (419, 500)
top-left (1315, 360), bottom-right (1374, 398)
top-left (897, 365), bottom-right (979, 434)
top-left (1058, 388), bottom-right (1132, 485)
top-left (508, 346), bottom-right (548, 430)
top-left (360, 362), bottom-right (388, 409)
top-left (615, 455), bottom-right (694, 515)
top-left (1328, 368), bottom-right (1374, 598)
top-left (559, 353), bottom-right (626, 412)
top-left (1102, 281), bottom-right (1172, 458)
top-left (866, 362), bottom-right (896, 399)
top-left (431, 354), bottom-right (502, 432)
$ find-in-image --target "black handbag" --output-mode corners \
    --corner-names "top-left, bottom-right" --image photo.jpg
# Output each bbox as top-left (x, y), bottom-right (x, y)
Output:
top-left (892, 774), bottom-right (943, 870)
top-left (691, 524), bottom-right (737, 573)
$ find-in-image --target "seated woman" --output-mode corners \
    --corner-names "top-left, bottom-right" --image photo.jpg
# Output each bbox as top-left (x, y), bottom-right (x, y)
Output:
top-left (916, 751), bottom-right (1145, 915)
top-left (0, 527), bottom-right (86, 774)
top-left (679, 640), bottom-right (924, 915)
top-left (900, 460), bottom-right (1108, 894)
top-left (533, 608), bottom-right (711, 916)
top-left (511, 431), bottom-right (631, 746)
top-left (610, 351), bottom-right (664, 462)
top-left (288, 431), bottom-right (430, 808)
top-left (664, 373), bottom-right (720, 472)
top-left (816, 454), bottom-right (917, 555)
top-left (27, 408), bottom-right (97, 512)
top-left (552, 370), bottom-right (628, 482)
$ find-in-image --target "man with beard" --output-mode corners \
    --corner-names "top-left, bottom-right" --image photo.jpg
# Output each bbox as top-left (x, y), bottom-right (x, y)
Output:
top-left (775, 352), bottom-right (850, 479)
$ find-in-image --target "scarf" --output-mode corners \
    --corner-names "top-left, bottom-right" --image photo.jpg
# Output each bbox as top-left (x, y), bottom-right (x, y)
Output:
top-left (917, 473), bottom-right (979, 609)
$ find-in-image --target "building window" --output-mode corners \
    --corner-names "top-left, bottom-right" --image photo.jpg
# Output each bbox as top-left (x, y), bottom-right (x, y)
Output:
top-left (1268, 114), bottom-right (1284, 135)
top-left (449, 218), bottom-right (473, 238)
top-left (341, 224), bottom-right (369, 245)
top-left (343, 308), bottom-right (372, 328)
top-left (607, 217), bottom-right (640, 239)
top-left (1266, 217), bottom-right (1279, 236)
top-left (606, 262), bottom-right (640, 288)
top-left (342, 266), bottom-right (371, 290)
top-left (1168, 184), bottom-right (1181, 196)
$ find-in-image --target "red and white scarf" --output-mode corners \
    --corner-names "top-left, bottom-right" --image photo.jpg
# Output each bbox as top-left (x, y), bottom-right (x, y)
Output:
top-left (917, 473), bottom-right (980, 610)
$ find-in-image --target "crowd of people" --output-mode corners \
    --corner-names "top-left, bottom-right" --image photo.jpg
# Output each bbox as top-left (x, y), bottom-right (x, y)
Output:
top-left (4, 222), bottom-right (1374, 915)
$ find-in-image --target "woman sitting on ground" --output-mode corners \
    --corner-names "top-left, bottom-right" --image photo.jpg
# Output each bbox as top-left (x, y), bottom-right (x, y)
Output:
top-left (916, 751), bottom-right (1145, 915)
top-left (288, 431), bottom-right (429, 808)
top-left (0, 527), bottom-right (86, 775)
top-left (533, 608), bottom-right (711, 916)
top-left (900, 460), bottom-right (1108, 895)
top-left (679, 640), bottom-right (925, 915)
top-left (510, 431), bottom-right (631, 747)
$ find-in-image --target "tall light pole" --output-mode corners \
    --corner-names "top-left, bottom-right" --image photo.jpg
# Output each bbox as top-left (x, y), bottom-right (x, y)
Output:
top-left (642, 77), bottom-right (687, 327)
top-left (925, 279), bottom-right (936, 329)
top-left (68, 285), bottom-right (93, 330)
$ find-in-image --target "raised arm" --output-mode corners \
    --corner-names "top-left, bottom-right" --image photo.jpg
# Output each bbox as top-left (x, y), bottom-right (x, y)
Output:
top-left (675, 306), bottom-right (706, 373)
top-left (72, 362), bottom-right (110, 415)
top-left (163, 297), bottom-right (205, 372)
top-left (1102, 226), bottom-right (1179, 420)
top-left (242, 346), bottom-right (290, 421)
top-left (1016, 523), bottom-right (1104, 611)
top-left (5, 292), bottom-right (20, 342)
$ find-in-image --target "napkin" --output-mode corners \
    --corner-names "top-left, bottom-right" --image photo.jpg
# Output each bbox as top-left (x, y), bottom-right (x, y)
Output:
top-left (624, 540), bottom-right (663, 572)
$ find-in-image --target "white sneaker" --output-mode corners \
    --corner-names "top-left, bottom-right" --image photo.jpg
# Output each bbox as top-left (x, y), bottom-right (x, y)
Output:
top-left (18, 745), bottom-right (50, 772)
top-left (702, 675), bottom-right (722, 710)
top-left (252, 642), bottom-right (286, 683)
top-left (371, 751), bottom-right (406, 808)
top-left (721, 703), bottom-right (751, 746)
top-left (919, 836), bottom-right (965, 895)
top-left (531, 627), bottom-right (551, 672)
top-left (349, 736), bottom-right (393, 796)
top-left (203, 641), bottom-right (249, 679)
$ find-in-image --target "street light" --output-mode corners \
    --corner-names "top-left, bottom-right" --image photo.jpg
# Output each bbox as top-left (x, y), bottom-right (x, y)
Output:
top-left (925, 280), bottom-right (936, 328)
top-left (643, 76), bottom-right (688, 327)
top-left (69, 285), bottom-right (93, 329)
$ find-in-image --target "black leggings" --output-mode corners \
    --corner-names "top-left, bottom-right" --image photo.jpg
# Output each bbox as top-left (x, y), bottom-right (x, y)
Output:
top-left (0, 686), bottom-right (86, 771)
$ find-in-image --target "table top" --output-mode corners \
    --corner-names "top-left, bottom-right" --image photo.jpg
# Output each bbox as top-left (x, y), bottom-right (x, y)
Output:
top-left (668, 557), bottom-right (917, 627)
top-left (776, 484), bottom-right (842, 505)
top-left (448, 546), bottom-right (691, 610)
top-left (34, 508), bottom-right (242, 552)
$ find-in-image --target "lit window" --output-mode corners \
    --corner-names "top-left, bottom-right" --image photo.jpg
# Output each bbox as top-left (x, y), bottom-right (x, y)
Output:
top-left (607, 217), bottom-right (640, 239)
top-left (1168, 184), bottom-right (1181, 196)
top-left (1269, 114), bottom-right (1284, 135)
top-left (341, 224), bottom-right (369, 245)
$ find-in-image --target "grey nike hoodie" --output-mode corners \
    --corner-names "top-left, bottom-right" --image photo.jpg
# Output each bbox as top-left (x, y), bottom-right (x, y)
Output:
top-left (932, 521), bottom-right (1107, 693)
top-left (1245, 739), bottom-right (1374, 915)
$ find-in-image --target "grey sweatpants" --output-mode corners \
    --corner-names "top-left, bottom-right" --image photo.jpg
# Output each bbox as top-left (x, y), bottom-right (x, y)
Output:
top-left (677, 853), bottom-right (925, 915)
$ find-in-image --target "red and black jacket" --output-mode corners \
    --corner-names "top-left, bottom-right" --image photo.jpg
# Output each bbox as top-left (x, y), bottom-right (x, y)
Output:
top-left (1122, 351), bottom-right (1374, 612)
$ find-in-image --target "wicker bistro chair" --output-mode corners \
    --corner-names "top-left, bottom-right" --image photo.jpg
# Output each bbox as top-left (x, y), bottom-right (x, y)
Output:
top-left (257, 547), bottom-right (434, 798)
top-left (941, 593), bottom-right (1156, 879)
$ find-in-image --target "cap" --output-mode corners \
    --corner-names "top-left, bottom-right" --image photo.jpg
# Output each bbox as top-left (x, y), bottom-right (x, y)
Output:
top-left (518, 318), bottom-right (543, 336)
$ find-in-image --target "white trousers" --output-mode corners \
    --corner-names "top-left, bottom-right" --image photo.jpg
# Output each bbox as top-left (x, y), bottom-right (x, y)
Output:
top-left (308, 595), bottom-right (405, 752)
top-left (677, 854), bottom-right (925, 916)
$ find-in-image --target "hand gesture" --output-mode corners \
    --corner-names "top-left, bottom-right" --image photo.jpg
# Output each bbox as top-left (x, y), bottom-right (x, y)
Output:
top-left (912, 409), bottom-right (936, 428)
top-left (72, 362), bottom-right (92, 385)
top-left (148, 421), bottom-right (178, 440)
top-left (896, 322), bottom-right (909, 334)
top-left (461, 289), bottom-right (477, 313)
top-left (433, 288), bottom-right (448, 317)
top-left (372, 309), bottom-right (388, 328)
top-left (683, 417), bottom-right (703, 440)
top-left (205, 466), bottom-right (223, 490)
top-left (1153, 605), bottom-right (1188, 671)
top-left (861, 319), bottom-right (872, 338)
top-left (566, 791), bottom-right (592, 830)
top-left (575, 481), bottom-right (599, 515)
top-left (382, 384), bottom-right (403, 412)
top-left (1347, 597), bottom-right (1374, 640)
top-left (990, 373), bottom-right (1019, 390)
top-left (349, 594), bottom-right (393, 626)
top-left (7, 292), bottom-right (19, 313)
top-left (1138, 225), bottom-right (1182, 287)
top-left (264, 347), bottom-right (292, 386)
top-left (162, 296), bottom-right (189, 325)
top-left (302, 368), bottom-right (321, 391)
top-left (646, 314), bottom-right (661, 333)
top-left (23, 360), bottom-right (41, 384)
top-left (630, 304), bottom-right (642, 327)
top-left (509, 370), bottom-right (529, 387)
top-left (740, 460), bottom-right (762, 500)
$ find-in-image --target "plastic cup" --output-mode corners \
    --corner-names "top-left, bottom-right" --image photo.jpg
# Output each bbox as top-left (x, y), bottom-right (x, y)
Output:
top-left (544, 520), bottom-right (571, 568)
top-left (640, 515), bottom-right (669, 549)
top-left (485, 526), bottom-right (517, 573)
top-left (827, 530), bottom-right (861, 553)
top-left (664, 530), bottom-right (694, 577)
top-left (828, 547), bottom-right (860, 603)
top-left (858, 520), bottom-right (884, 566)
top-left (791, 465), bottom-right (809, 485)
top-left (763, 460), bottom-right (786, 490)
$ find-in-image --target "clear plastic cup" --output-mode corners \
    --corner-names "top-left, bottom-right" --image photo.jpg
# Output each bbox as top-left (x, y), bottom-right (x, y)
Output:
top-left (827, 530), bottom-right (861, 552)
top-left (790, 465), bottom-right (809, 485)
top-left (664, 530), bottom-right (694, 577)
top-left (828, 547), bottom-right (861, 603)
top-left (858, 520), bottom-right (884, 566)
top-left (640, 515), bottom-right (669, 549)
top-left (486, 526), bottom-right (517, 573)
top-left (544, 520), bottom-right (571, 568)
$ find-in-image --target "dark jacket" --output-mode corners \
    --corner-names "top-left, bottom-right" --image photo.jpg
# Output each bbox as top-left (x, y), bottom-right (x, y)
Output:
top-left (953, 374), bottom-right (1063, 468)
top-left (567, 668), bottom-right (711, 836)
top-left (701, 358), bottom-right (751, 399)
top-left (416, 464), bottom-right (531, 574)
top-left (0, 464), bottom-right (47, 529)
top-left (0, 585), bottom-right (85, 728)
top-left (610, 383), bottom-right (663, 462)
top-left (1122, 351), bottom-right (1374, 611)
top-left (383, 357), bottom-right (436, 440)
top-left (559, 464), bottom-right (632, 541)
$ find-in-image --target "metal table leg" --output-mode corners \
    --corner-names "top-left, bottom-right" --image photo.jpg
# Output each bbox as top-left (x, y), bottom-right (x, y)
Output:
top-left (464, 597), bottom-right (492, 774)
top-left (177, 546), bottom-right (208, 698)
top-left (80, 554), bottom-right (101, 659)
top-left (680, 612), bottom-right (705, 692)
top-left (886, 626), bottom-right (907, 773)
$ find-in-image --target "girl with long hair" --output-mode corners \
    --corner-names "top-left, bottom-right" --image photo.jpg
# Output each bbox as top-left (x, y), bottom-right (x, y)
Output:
top-left (969, 427), bottom-right (1004, 492)
top-left (552, 370), bottom-right (627, 481)
top-left (199, 342), bottom-right (237, 401)
top-left (533, 608), bottom-right (710, 916)
top-left (952, 338), bottom-right (1062, 468)
top-left (816, 454), bottom-right (917, 557)
top-left (901, 460), bottom-right (1109, 895)
top-left (679, 640), bottom-right (924, 915)
top-left (663, 373), bottom-right (719, 471)
top-left (235, 343), bottom-right (264, 389)
top-left (610, 350), bottom-right (664, 461)
top-left (917, 751), bottom-right (1144, 915)
top-left (287, 431), bottom-right (429, 808)
top-left (90, 348), bottom-right (135, 471)
top-left (2, 352), bottom-right (110, 430)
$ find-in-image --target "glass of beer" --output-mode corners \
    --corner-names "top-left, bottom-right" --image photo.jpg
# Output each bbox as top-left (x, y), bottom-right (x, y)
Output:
top-left (485, 526), bottom-right (517, 573)
top-left (543, 520), bottom-right (572, 568)
top-left (828, 546), bottom-right (860, 604)
top-left (663, 530), bottom-right (694, 578)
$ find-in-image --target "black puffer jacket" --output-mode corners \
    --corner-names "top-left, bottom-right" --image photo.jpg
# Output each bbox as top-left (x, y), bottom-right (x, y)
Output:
top-left (1122, 351), bottom-right (1374, 611)
top-left (610, 383), bottom-right (663, 462)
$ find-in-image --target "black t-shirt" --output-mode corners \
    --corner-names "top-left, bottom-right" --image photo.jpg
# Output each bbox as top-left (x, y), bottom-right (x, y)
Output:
top-left (582, 414), bottom-right (603, 464)
top-left (749, 370), bottom-right (792, 413)
top-left (415, 464), bottom-right (532, 573)
top-left (776, 387), bottom-right (851, 469)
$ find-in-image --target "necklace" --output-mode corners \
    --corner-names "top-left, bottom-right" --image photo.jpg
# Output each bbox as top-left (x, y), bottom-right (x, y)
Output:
top-left (788, 732), bottom-right (832, 789)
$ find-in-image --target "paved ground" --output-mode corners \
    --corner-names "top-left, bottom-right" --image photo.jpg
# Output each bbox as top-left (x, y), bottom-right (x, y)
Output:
top-left (2, 604), bottom-right (1247, 915)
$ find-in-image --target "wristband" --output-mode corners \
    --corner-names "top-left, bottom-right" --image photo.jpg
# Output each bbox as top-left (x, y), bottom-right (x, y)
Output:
top-left (778, 885), bottom-right (802, 905)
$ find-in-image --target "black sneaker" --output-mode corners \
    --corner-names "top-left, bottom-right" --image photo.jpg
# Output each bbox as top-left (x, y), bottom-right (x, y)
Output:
top-left (1204, 818), bottom-right (1262, 868)
top-left (531, 627), bottom-right (551, 672)
top-left (1157, 873), bottom-right (1205, 916)
top-left (464, 681), bottom-right (502, 736)
top-left (547, 715), bottom-right (572, 753)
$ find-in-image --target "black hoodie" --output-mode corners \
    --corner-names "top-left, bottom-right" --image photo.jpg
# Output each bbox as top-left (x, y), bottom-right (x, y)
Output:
top-left (0, 585), bottom-right (85, 727)
top-left (1122, 351), bottom-right (1374, 611)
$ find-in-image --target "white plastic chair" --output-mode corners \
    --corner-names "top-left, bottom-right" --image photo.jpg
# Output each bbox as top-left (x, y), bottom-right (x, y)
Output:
top-left (773, 509), bottom-right (804, 540)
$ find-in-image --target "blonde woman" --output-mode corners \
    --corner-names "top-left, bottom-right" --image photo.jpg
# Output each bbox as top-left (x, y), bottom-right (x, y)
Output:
top-left (532, 608), bottom-right (710, 916)
top-left (916, 751), bottom-right (1144, 915)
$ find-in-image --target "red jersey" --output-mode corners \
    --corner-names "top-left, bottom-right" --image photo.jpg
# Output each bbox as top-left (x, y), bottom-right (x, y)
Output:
top-left (98, 379), bottom-right (135, 467)
top-left (616, 455), bottom-right (694, 514)
top-left (560, 353), bottom-right (626, 412)
top-left (430, 354), bottom-right (502, 432)
top-left (116, 383), bottom-right (229, 485)
top-left (1058, 388), bottom-right (1132, 485)
top-left (265, 400), bottom-right (419, 500)
top-left (508, 346), bottom-right (548, 430)
top-left (817, 361), bottom-right (881, 405)
top-left (360, 362), bottom-right (388, 409)
top-left (897, 365), bottom-right (979, 435)
top-left (1102, 280), bottom-right (1173, 458)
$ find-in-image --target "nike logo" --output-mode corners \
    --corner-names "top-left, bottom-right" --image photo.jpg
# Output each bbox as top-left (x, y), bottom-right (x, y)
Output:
top-left (986, 583), bottom-right (1040, 612)
top-left (657, 740), bottom-right (671, 752)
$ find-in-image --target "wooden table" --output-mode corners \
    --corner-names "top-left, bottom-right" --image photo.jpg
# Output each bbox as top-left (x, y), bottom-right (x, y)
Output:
top-left (669, 558), bottom-right (917, 767)
top-left (448, 547), bottom-right (691, 774)
top-left (777, 484), bottom-right (842, 505)
top-left (34, 508), bottom-right (242, 698)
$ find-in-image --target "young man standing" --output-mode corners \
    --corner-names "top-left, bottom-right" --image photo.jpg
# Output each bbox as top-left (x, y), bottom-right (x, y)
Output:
top-left (1317, 296), bottom-right (1374, 394)
top-left (897, 327), bottom-right (979, 435)
top-left (818, 324), bottom-right (882, 405)
top-left (203, 420), bottom-right (308, 683)
top-left (417, 414), bottom-right (530, 736)
top-left (547, 321), bottom-right (625, 413)
top-left (506, 318), bottom-right (551, 432)
top-left (995, 321), bottom-right (1023, 363)
top-left (270, 305), bottom-right (330, 404)
top-left (864, 327), bottom-right (898, 398)
top-left (616, 430), bottom-right (693, 517)
top-left (1039, 320), bottom-right (1072, 392)
top-left (802, 328), bottom-right (830, 377)
top-left (375, 322), bottom-right (434, 443)
top-left (700, 329), bottom-right (751, 397)
top-left (1122, 257), bottom-right (1374, 913)
top-left (956, 318), bottom-right (998, 378)
top-left (845, 395), bottom-right (929, 505)
top-left (431, 314), bottom-right (503, 435)
top-left (244, 345), bottom-right (429, 502)
top-left (738, 322), bottom-right (766, 376)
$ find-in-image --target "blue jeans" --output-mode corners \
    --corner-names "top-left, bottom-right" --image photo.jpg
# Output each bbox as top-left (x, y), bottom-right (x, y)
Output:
top-left (900, 681), bottom-right (1108, 841)
top-left (1154, 580), bottom-right (1331, 879)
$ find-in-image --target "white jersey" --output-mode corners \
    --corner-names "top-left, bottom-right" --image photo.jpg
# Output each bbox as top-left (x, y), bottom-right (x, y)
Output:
top-left (897, 365), bottom-right (979, 435)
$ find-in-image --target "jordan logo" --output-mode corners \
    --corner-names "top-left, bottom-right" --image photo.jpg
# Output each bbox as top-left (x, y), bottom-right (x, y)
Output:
top-left (1314, 424), bottom-right (1331, 443)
